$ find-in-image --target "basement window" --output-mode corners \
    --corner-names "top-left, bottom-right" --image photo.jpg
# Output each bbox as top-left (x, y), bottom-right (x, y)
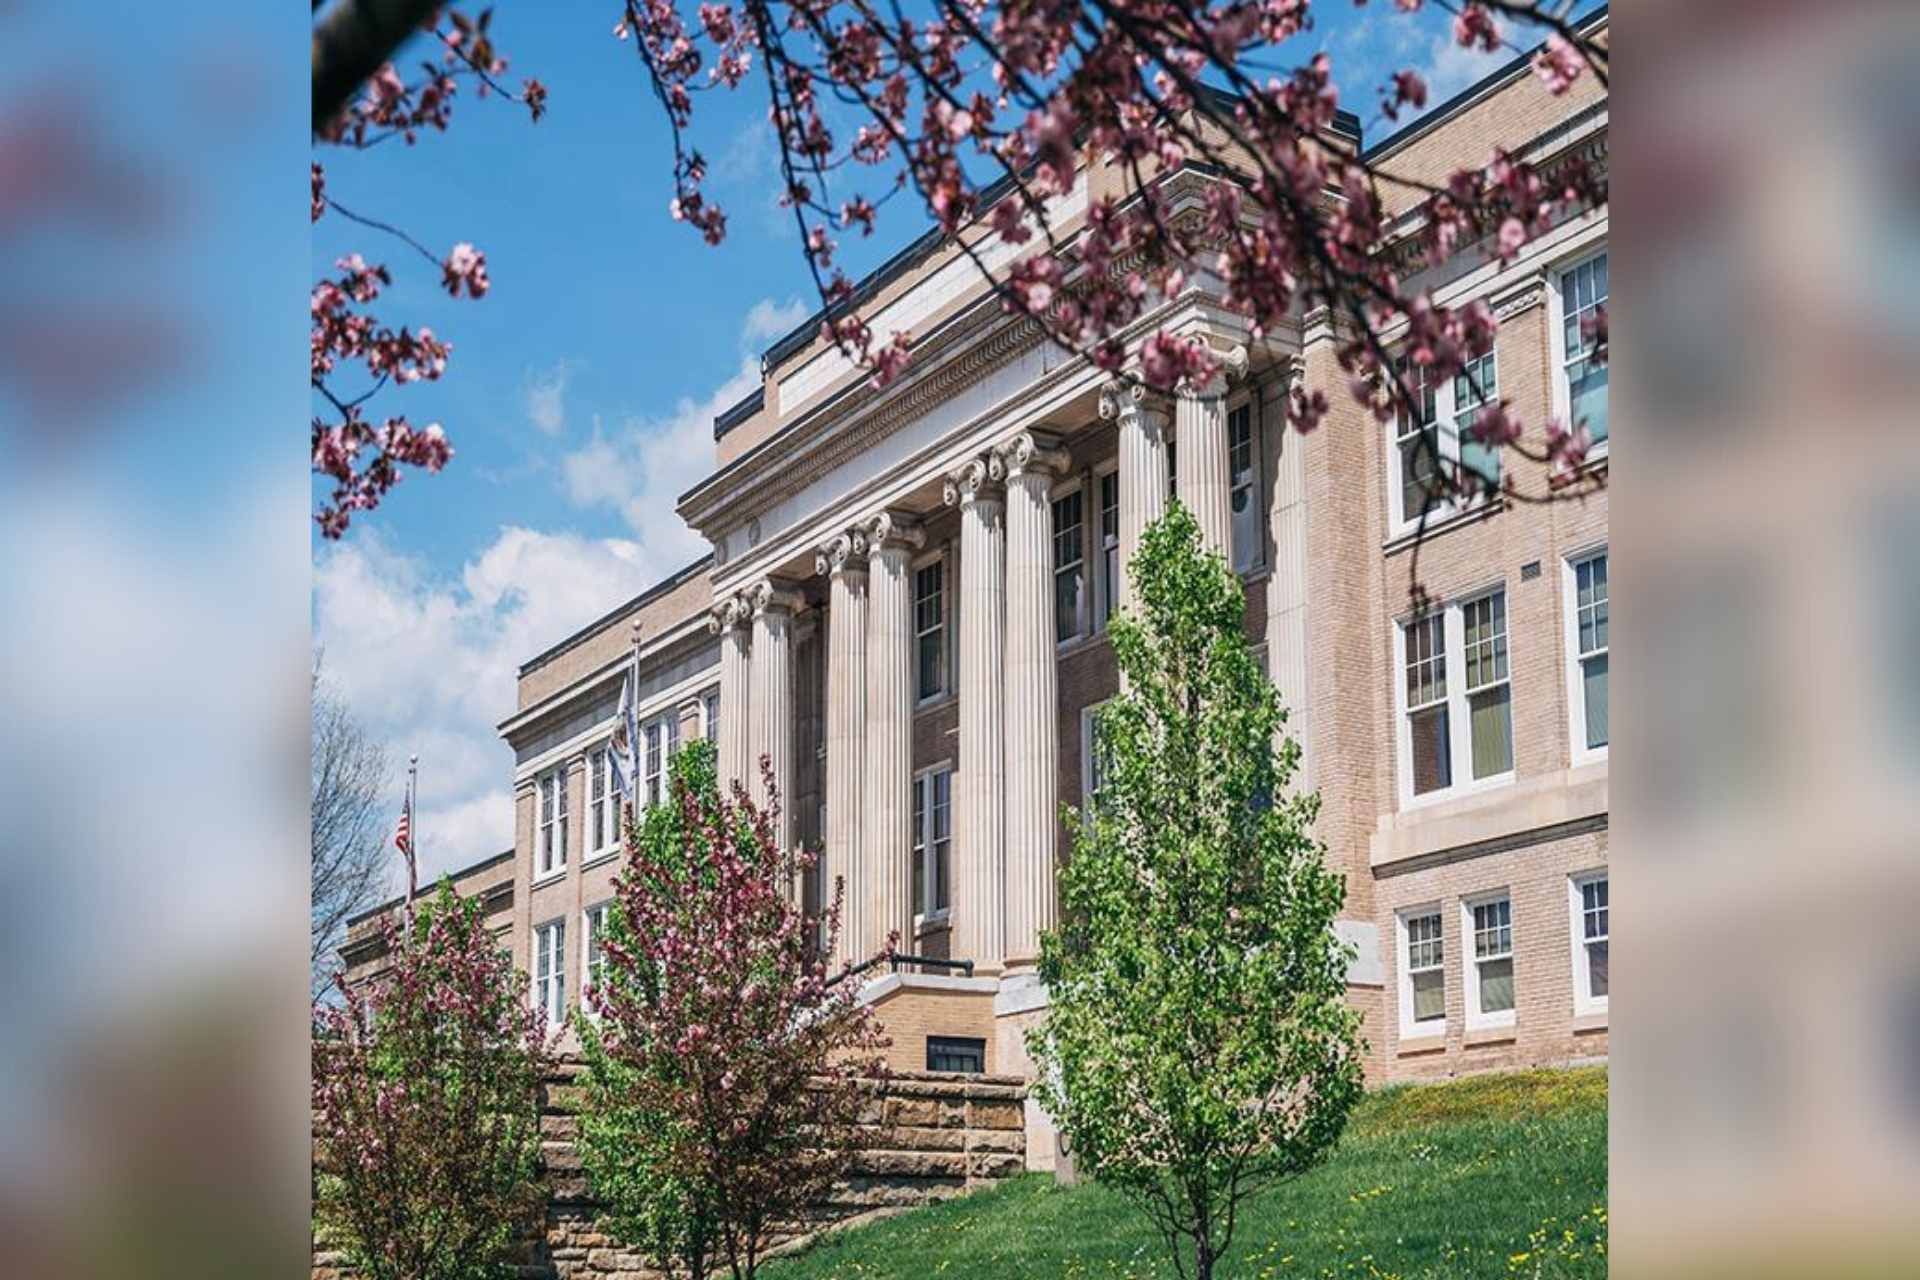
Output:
top-left (926, 1035), bottom-right (986, 1074)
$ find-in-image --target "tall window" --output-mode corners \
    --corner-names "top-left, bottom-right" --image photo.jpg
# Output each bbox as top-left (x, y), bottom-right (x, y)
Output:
top-left (582, 901), bottom-right (612, 1014)
top-left (911, 767), bottom-right (952, 920)
top-left (1569, 551), bottom-right (1609, 756)
top-left (1464, 895), bottom-right (1515, 1027)
top-left (1082, 700), bottom-right (1112, 813)
top-left (1571, 873), bottom-right (1608, 1015)
top-left (1399, 588), bottom-right (1516, 804)
top-left (704, 688), bottom-right (720, 742)
top-left (1228, 401), bottom-right (1261, 572)
top-left (1389, 350), bottom-right (1500, 532)
top-left (587, 746), bottom-right (617, 859)
top-left (915, 558), bottom-right (947, 700)
top-left (1462, 591), bottom-right (1513, 779)
top-left (1404, 613), bottom-right (1450, 796)
top-left (1098, 470), bottom-right (1120, 627)
top-left (1053, 489), bottom-right (1086, 643)
top-left (1399, 908), bottom-right (1446, 1037)
top-left (534, 918), bottom-right (565, 1028)
top-left (1560, 251), bottom-right (1609, 446)
top-left (538, 765), bottom-right (568, 876)
top-left (641, 712), bottom-right (677, 808)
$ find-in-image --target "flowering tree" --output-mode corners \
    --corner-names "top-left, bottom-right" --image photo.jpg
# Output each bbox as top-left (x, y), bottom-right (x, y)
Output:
top-left (315, 2), bottom-right (1605, 539)
top-left (1029, 503), bottom-right (1364, 1280)
top-left (576, 740), bottom-right (889, 1280)
top-left (311, 2), bottom-right (545, 537)
top-left (312, 881), bottom-right (556, 1280)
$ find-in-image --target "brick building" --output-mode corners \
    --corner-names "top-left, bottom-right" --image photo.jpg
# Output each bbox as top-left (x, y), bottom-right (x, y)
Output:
top-left (344, 10), bottom-right (1609, 1165)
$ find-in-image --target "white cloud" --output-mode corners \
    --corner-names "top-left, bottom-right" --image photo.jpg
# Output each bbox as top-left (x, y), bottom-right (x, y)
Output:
top-left (312, 524), bottom-right (661, 885)
top-left (557, 296), bottom-right (806, 569)
top-left (524, 359), bottom-right (576, 436)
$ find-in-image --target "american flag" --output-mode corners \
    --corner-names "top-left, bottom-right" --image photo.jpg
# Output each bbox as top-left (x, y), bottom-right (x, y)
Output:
top-left (393, 806), bottom-right (411, 854)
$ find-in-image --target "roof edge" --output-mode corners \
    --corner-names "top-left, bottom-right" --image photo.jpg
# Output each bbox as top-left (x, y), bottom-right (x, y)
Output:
top-left (344, 848), bottom-right (516, 930)
top-left (516, 553), bottom-right (713, 679)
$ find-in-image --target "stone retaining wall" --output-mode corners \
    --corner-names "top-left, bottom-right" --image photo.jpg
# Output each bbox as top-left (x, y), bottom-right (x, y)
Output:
top-left (314, 1062), bottom-right (1029, 1280)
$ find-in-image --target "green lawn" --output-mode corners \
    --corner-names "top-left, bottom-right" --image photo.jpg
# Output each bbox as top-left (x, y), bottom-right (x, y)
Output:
top-left (765, 1067), bottom-right (1607, 1280)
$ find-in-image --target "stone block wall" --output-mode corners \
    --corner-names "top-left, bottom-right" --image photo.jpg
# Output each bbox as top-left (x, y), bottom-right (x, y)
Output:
top-left (313, 1063), bottom-right (1028, 1280)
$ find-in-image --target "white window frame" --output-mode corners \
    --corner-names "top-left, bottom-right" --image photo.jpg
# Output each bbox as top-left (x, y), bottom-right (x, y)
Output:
top-left (1081, 699), bottom-right (1112, 812)
top-left (536, 763), bottom-right (569, 881)
top-left (1094, 462), bottom-right (1120, 630)
top-left (585, 743), bottom-right (620, 864)
top-left (533, 917), bottom-right (566, 1029)
top-left (1394, 585), bottom-right (1517, 809)
top-left (1385, 350), bottom-right (1500, 538)
top-left (1546, 243), bottom-right (1609, 462)
top-left (1052, 481), bottom-right (1088, 646)
top-left (1563, 546), bottom-right (1609, 766)
top-left (1462, 891), bottom-right (1517, 1031)
top-left (912, 549), bottom-right (949, 704)
top-left (581, 900), bottom-right (613, 1018)
top-left (1569, 871), bottom-right (1609, 1017)
top-left (702, 688), bottom-right (720, 742)
top-left (640, 710), bottom-right (678, 811)
top-left (1227, 393), bottom-right (1265, 575)
top-left (910, 763), bottom-right (953, 926)
top-left (1396, 905), bottom-right (1448, 1040)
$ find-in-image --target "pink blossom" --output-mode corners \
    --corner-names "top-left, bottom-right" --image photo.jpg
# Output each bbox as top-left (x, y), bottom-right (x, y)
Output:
top-left (1453, 5), bottom-right (1501, 54)
top-left (1533, 34), bottom-right (1584, 96)
top-left (440, 242), bottom-right (489, 298)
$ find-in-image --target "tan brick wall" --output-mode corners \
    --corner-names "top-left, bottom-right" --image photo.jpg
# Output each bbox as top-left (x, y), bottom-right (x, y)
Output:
top-left (864, 983), bottom-right (999, 1075)
top-left (518, 571), bottom-right (714, 712)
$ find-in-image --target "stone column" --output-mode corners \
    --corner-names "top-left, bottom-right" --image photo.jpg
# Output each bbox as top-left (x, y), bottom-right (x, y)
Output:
top-left (944, 457), bottom-right (1006, 973)
top-left (815, 529), bottom-right (869, 968)
top-left (1099, 379), bottom-right (1171, 610)
top-left (994, 430), bottom-right (1069, 972)
top-left (862, 510), bottom-right (923, 959)
top-left (748, 578), bottom-right (802, 851)
top-left (1175, 343), bottom-right (1248, 558)
top-left (709, 593), bottom-right (752, 794)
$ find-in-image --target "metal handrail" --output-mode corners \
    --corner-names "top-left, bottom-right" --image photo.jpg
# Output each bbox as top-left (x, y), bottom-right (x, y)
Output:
top-left (826, 951), bottom-right (975, 989)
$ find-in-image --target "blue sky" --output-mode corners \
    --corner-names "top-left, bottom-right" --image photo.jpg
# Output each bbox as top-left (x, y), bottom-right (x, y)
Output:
top-left (311, 1), bottom-right (1597, 886)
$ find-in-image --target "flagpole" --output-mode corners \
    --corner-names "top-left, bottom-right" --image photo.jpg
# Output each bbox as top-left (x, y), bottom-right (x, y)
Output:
top-left (405, 752), bottom-right (419, 907)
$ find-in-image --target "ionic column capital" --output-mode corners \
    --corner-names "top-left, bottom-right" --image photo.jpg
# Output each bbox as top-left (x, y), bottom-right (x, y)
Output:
top-left (1177, 342), bottom-right (1250, 400)
top-left (814, 528), bottom-right (870, 579)
top-left (708, 592), bottom-right (752, 635)
top-left (942, 455), bottom-right (1003, 509)
top-left (1098, 379), bottom-right (1170, 439)
top-left (865, 509), bottom-right (925, 556)
top-left (991, 429), bottom-right (1069, 482)
top-left (748, 577), bottom-right (805, 618)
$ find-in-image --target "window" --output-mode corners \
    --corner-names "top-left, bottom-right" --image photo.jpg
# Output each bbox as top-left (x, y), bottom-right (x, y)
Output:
top-left (538, 765), bottom-right (568, 877)
top-left (1053, 488), bottom-right (1086, 643)
top-left (1097, 469), bottom-right (1120, 626)
top-left (534, 918), bottom-right (566, 1028)
top-left (1560, 251), bottom-right (1609, 447)
top-left (1571, 873), bottom-right (1608, 1015)
top-left (1081, 700), bottom-right (1112, 813)
top-left (582, 901), bottom-right (612, 1014)
top-left (1388, 351), bottom-right (1500, 532)
top-left (1228, 401), bottom-right (1262, 572)
top-left (1568, 551), bottom-right (1609, 758)
top-left (1398, 588), bottom-right (1516, 804)
top-left (926, 1035), bottom-right (986, 1074)
top-left (915, 558), bottom-right (947, 700)
top-left (1462, 591), bottom-right (1513, 779)
top-left (587, 746), bottom-right (618, 860)
top-left (640, 711), bottom-right (678, 809)
top-left (704, 688), bottom-right (720, 742)
top-left (1464, 894), bottom-right (1515, 1028)
top-left (911, 767), bottom-right (952, 920)
top-left (1398, 908), bottom-right (1447, 1037)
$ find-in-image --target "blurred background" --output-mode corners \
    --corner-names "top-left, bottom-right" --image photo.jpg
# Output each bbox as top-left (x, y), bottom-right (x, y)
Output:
top-left (0, 0), bottom-right (1916, 1276)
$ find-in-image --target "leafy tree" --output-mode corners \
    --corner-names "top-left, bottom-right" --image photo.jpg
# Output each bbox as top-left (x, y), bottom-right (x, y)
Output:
top-left (312, 882), bottom-right (556, 1280)
top-left (1029, 502), bottom-right (1364, 1280)
top-left (577, 740), bottom-right (888, 1280)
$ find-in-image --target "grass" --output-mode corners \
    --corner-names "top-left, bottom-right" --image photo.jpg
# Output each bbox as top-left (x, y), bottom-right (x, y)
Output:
top-left (763, 1067), bottom-right (1607, 1280)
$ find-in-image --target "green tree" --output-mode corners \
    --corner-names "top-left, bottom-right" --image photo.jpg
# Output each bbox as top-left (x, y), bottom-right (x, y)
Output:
top-left (312, 882), bottom-right (554, 1280)
top-left (1029, 502), bottom-right (1365, 1280)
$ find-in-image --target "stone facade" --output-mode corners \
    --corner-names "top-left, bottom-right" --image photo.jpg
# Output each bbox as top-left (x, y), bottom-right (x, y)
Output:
top-left (311, 1066), bottom-right (1028, 1280)
top-left (342, 10), bottom-right (1611, 1150)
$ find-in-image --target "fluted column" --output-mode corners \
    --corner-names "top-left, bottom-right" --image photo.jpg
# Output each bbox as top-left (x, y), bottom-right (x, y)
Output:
top-left (996, 430), bottom-right (1069, 972)
top-left (944, 457), bottom-right (1007, 973)
top-left (748, 578), bottom-right (802, 851)
top-left (862, 511), bottom-right (923, 959)
top-left (709, 594), bottom-right (753, 794)
top-left (1099, 379), bottom-right (1171, 610)
top-left (1175, 343), bottom-right (1248, 558)
top-left (815, 529), bottom-right (870, 967)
